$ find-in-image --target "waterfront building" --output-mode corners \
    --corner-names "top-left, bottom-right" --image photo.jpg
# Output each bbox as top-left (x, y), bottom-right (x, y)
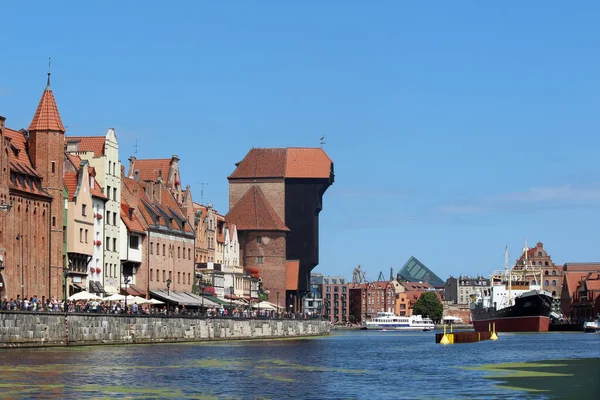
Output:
top-left (0, 75), bottom-right (66, 301)
top-left (193, 203), bottom-right (218, 264)
top-left (320, 275), bottom-right (350, 323)
top-left (119, 198), bottom-right (146, 296)
top-left (120, 176), bottom-right (195, 302)
top-left (514, 242), bottom-right (561, 297)
top-left (350, 281), bottom-right (394, 323)
top-left (397, 256), bottom-right (445, 288)
top-left (560, 263), bottom-right (600, 321)
top-left (570, 271), bottom-right (600, 322)
top-left (226, 148), bottom-right (334, 313)
top-left (444, 276), bottom-right (491, 305)
top-left (127, 155), bottom-right (184, 204)
top-left (304, 273), bottom-right (324, 316)
top-left (66, 129), bottom-right (121, 294)
top-left (64, 157), bottom-right (107, 296)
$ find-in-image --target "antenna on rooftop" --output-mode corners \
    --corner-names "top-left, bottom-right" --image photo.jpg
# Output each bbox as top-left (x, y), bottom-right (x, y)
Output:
top-left (197, 182), bottom-right (208, 204)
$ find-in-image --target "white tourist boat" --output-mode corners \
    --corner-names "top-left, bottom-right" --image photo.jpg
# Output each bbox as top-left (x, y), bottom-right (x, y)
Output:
top-left (365, 311), bottom-right (435, 331)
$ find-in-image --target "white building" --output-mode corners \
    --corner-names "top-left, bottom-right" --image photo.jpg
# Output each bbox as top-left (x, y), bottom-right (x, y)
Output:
top-left (90, 169), bottom-right (106, 294)
top-left (65, 129), bottom-right (121, 294)
top-left (119, 203), bottom-right (144, 290)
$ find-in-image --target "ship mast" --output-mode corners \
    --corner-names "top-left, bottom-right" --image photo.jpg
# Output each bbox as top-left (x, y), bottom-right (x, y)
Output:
top-left (506, 245), bottom-right (511, 306)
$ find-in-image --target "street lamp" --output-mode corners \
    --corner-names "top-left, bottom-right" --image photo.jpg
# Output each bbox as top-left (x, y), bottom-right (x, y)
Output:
top-left (166, 278), bottom-right (171, 315)
top-left (276, 291), bottom-right (280, 319)
top-left (197, 273), bottom-right (204, 315)
top-left (123, 275), bottom-right (131, 313)
top-left (229, 286), bottom-right (234, 317)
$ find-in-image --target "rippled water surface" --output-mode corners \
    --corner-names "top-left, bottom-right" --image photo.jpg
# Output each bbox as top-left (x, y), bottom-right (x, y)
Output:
top-left (0, 330), bottom-right (599, 399)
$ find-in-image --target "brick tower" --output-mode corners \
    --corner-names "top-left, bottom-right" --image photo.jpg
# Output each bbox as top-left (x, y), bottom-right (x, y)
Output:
top-left (27, 72), bottom-right (66, 299)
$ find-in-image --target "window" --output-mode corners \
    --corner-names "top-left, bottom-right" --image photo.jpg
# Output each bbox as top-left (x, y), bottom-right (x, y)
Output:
top-left (129, 235), bottom-right (139, 250)
top-left (188, 249), bottom-right (191, 259)
top-left (79, 228), bottom-right (83, 243)
top-left (552, 280), bottom-right (556, 286)
top-left (552, 270), bottom-right (556, 276)
top-left (114, 264), bottom-right (117, 277)
top-left (257, 236), bottom-right (262, 244)
top-left (113, 212), bottom-right (117, 225)
top-left (334, 286), bottom-right (339, 292)
top-left (108, 161), bottom-right (112, 175)
top-left (150, 242), bottom-right (154, 254)
top-left (156, 243), bottom-right (160, 254)
top-left (85, 229), bottom-right (88, 243)
top-left (113, 188), bottom-right (117, 201)
top-left (52, 216), bottom-right (56, 227)
top-left (107, 186), bottom-right (111, 200)
top-left (257, 256), bottom-right (264, 264)
top-left (150, 269), bottom-right (153, 281)
top-left (545, 280), bottom-right (549, 287)
top-left (106, 210), bottom-right (110, 224)
top-left (545, 261), bottom-right (549, 266)
top-left (178, 272), bottom-right (181, 284)
top-left (326, 286), bottom-right (331, 292)
top-left (188, 273), bottom-right (190, 285)
top-left (82, 204), bottom-right (87, 216)
top-left (113, 238), bottom-right (117, 251)
top-left (169, 271), bottom-right (172, 280)
top-left (105, 263), bottom-right (108, 277)
top-left (106, 236), bottom-right (110, 251)
top-left (178, 247), bottom-right (181, 258)
top-left (163, 270), bottom-right (166, 282)
top-left (163, 244), bottom-right (166, 256)
top-left (538, 252), bottom-right (542, 257)
top-left (51, 161), bottom-right (56, 173)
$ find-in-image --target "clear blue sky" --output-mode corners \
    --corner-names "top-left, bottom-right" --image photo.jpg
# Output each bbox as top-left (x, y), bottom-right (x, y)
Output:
top-left (1, 1), bottom-right (599, 282)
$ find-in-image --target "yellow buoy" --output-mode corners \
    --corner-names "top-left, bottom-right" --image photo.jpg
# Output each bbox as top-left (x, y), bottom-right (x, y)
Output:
top-left (440, 323), bottom-right (450, 345)
top-left (490, 322), bottom-right (499, 340)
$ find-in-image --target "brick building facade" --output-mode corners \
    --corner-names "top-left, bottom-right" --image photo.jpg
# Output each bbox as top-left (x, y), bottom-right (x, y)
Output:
top-left (0, 74), bottom-right (65, 301)
top-left (226, 148), bottom-right (333, 313)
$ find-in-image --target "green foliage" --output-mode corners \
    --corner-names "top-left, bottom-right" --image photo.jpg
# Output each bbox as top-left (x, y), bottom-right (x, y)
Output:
top-left (412, 291), bottom-right (443, 322)
top-left (258, 292), bottom-right (268, 302)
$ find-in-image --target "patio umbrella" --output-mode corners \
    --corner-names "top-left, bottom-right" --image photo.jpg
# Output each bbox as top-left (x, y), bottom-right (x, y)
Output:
top-left (147, 298), bottom-right (165, 305)
top-left (68, 291), bottom-right (102, 301)
top-left (104, 294), bottom-right (126, 302)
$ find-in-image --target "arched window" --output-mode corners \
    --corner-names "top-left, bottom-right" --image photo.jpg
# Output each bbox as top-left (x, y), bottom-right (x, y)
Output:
top-left (544, 261), bottom-right (549, 266)
top-left (545, 280), bottom-right (549, 287)
top-left (538, 261), bottom-right (542, 266)
top-left (531, 280), bottom-right (536, 285)
top-left (544, 271), bottom-right (549, 276)
top-left (552, 270), bottom-right (556, 276)
top-left (552, 280), bottom-right (556, 286)
top-left (538, 252), bottom-right (542, 257)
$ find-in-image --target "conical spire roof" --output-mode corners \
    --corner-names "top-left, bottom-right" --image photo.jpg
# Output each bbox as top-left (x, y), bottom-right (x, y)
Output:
top-left (28, 73), bottom-right (66, 132)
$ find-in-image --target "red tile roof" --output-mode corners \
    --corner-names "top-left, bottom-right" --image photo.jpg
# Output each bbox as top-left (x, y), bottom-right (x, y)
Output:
top-left (225, 185), bottom-right (289, 231)
top-left (285, 148), bottom-right (332, 179)
top-left (4, 127), bottom-right (50, 197)
top-left (563, 272), bottom-right (589, 299)
top-left (586, 280), bottom-right (600, 291)
top-left (66, 153), bottom-right (82, 168)
top-left (28, 86), bottom-right (65, 132)
top-left (401, 281), bottom-right (433, 291)
top-left (66, 136), bottom-right (106, 156)
top-left (286, 260), bottom-right (300, 290)
top-left (90, 179), bottom-right (107, 200)
top-left (120, 200), bottom-right (146, 234)
top-left (131, 159), bottom-right (171, 182)
top-left (64, 172), bottom-right (78, 201)
top-left (229, 148), bottom-right (333, 180)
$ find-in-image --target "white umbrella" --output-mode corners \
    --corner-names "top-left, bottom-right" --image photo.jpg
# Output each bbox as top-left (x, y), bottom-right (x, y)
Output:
top-left (252, 301), bottom-right (277, 311)
top-left (104, 293), bottom-right (126, 302)
top-left (148, 298), bottom-right (164, 305)
top-left (68, 291), bottom-right (102, 301)
top-left (131, 296), bottom-right (149, 304)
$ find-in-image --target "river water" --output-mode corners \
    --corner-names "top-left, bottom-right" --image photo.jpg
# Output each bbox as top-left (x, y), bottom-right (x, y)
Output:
top-left (0, 330), bottom-right (599, 399)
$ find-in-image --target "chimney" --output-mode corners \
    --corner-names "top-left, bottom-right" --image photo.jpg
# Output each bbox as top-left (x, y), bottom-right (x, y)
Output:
top-left (128, 156), bottom-right (136, 178)
top-left (153, 181), bottom-right (162, 204)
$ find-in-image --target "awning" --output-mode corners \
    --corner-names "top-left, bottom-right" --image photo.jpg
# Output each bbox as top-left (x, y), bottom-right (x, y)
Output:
top-left (88, 281), bottom-right (106, 294)
top-left (149, 290), bottom-right (221, 308)
top-left (202, 295), bottom-right (228, 306)
top-left (72, 283), bottom-right (85, 291)
top-left (124, 284), bottom-right (145, 297)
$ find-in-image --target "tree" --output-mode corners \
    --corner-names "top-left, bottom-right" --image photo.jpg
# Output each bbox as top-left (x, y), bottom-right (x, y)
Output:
top-left (412, 292), bottom-right (443, 323)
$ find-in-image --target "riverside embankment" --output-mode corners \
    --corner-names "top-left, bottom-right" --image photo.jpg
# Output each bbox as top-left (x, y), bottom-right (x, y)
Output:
top-left (0, 311), bottom-right (330, 347)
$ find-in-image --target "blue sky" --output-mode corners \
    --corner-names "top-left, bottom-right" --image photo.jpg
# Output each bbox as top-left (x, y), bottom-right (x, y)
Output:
top-left (1, 1), bottom-right (599, 282)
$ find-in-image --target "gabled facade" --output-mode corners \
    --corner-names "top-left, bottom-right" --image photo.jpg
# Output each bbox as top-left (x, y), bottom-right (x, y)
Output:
top-left (227, 147), bottom-right (334, 313)
top-left (127, 155), bottom-right (183, 203)
top-left (514, 242), bottom-right (561, 296)
top-left (571, 272), bottom-right (600, 322)
top-left (65, 129), bottom-right (121, 294)
top-left (119, 198), bottom-right (146, 295)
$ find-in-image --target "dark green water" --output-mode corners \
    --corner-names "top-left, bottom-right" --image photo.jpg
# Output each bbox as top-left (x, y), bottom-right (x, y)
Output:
top-left (0, 330), bottom-right (599, 399)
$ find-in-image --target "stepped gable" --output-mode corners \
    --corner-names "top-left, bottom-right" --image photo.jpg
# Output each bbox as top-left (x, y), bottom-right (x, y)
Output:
top-left (228, 147), bottom-right (333, 179)
top-left (66, 136), bottom-right (106, 156)
top-left (225, 185), bottom-right (289, 231)
top-left (28, 76), bottom-right (65, 132)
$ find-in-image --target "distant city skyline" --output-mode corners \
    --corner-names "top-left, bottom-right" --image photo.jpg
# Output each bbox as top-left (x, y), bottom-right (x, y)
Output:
top-left (1, 1), bottom-right (599, 281)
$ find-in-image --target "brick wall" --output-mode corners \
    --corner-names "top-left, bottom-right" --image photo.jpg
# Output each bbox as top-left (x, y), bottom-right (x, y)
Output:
top-left (239, 230), bottom-right (286, 307)
top-left (229, 180), bottom-right (285, 223)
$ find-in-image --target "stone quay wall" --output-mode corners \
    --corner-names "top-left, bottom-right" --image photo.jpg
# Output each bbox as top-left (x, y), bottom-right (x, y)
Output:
top-left (0, 312), bottom-right (330, 348)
